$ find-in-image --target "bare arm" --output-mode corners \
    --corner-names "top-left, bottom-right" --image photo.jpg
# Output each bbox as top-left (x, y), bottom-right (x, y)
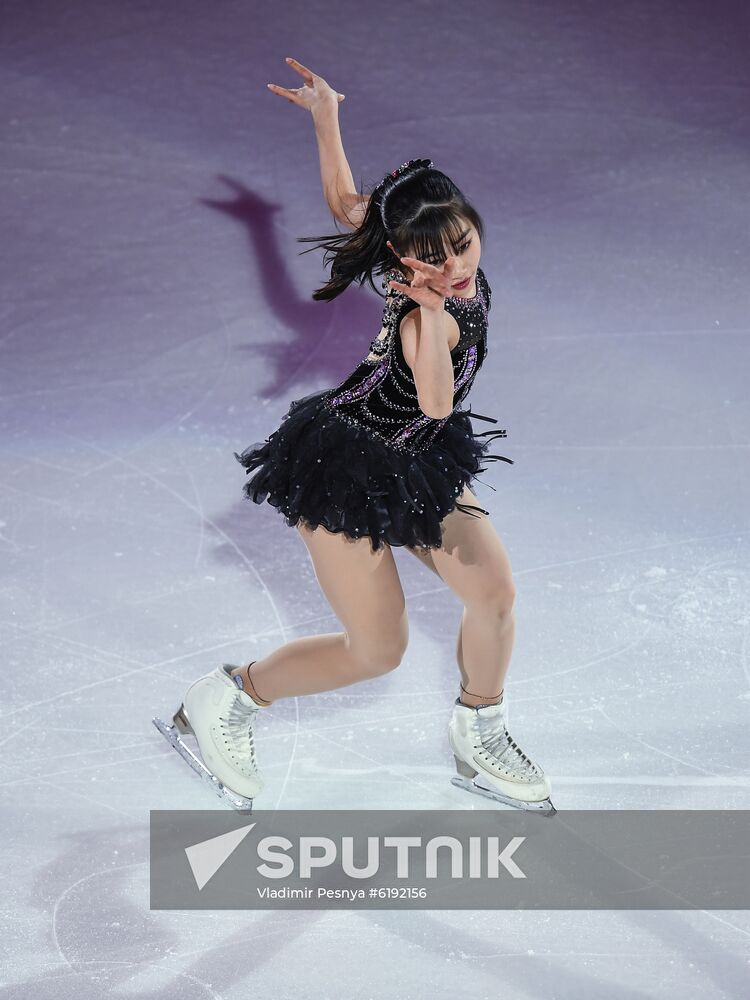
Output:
top-left (266, 57), bottom-right (367, 230)
top-left (311, 103), bottom-right (369, 229)
top-left (389, 255), bottom-right (464, 418)
top-left (399, 306), bottom-right (456, 418)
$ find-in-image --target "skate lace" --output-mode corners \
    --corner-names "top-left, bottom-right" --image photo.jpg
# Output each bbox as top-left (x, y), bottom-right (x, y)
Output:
top-left (220, 699), bottom-right (259, 775)
top-left (479, 715), bottom-right (540, 776)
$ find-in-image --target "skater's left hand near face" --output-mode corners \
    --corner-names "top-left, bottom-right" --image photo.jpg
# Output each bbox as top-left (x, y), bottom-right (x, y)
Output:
top-left (388, 254), bottom-right (460, 312)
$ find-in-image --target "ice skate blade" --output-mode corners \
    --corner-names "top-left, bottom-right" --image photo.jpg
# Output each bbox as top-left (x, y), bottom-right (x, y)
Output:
top-left (451, 775), bottom-right (557, 817)
top-left (152, 716), bottom-right (255, 814)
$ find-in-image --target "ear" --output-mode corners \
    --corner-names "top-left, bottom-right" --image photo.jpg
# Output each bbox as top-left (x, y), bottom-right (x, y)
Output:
top-left (386, 240), bottom-right (407, 269)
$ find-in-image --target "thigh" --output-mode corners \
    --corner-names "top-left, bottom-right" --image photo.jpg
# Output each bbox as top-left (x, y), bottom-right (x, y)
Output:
top-left (405, 485), bottom-right (515, 608)
top-left (295, 520), bottom-right (409, 663)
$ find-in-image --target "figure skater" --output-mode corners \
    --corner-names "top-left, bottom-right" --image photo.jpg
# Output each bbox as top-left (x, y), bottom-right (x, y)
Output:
top-left (153, 57), bottom-right (555, 816)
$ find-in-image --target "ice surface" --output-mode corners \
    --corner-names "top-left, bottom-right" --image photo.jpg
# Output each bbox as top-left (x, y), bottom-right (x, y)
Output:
top-left (1, 0), bottom-right (749, 997)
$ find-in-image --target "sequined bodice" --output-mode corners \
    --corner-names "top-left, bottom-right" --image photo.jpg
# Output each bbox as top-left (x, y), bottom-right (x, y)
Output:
top-left (321, 266), bottom-right (492, 454)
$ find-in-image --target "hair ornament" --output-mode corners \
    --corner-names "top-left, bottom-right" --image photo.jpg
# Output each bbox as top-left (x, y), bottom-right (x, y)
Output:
top-left (377, 158), bottom-right (434, 227)
top-left (388, 157), bottom-right (433, 180)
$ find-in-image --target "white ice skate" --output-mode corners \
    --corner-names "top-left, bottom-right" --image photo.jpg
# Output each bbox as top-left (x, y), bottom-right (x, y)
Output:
top-left (152, 663), bottom-right (265, 813)
top-left (449, 696), bottom-right (556, 817)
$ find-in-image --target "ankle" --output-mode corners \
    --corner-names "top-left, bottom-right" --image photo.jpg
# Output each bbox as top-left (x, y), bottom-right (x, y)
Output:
top-left (231, 662), bottom-right (273, 707)
top-left (459, 683), bottom-right (503, 709)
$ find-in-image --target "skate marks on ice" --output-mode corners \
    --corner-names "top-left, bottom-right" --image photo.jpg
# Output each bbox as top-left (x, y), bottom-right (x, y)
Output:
top-left (6, 805), bottom-right (749, 999)
top-left (10, 820), bottom-right (329, 999)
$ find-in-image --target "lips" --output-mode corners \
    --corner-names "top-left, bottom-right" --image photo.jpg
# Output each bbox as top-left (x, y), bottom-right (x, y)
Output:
top-left (452, 276), bottom-right (470, 289)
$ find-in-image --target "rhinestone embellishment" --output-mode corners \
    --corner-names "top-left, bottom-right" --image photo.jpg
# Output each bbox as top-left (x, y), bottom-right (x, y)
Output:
top-left (322, 266), bottom-right (494, 455)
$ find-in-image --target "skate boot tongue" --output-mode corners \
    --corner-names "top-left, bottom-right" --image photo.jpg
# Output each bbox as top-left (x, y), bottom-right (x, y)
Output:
top-left (475, 699), bottom-right (505, 720)
top-left (475, 700), bottom-right (512, 761)
top-left (222, 664), bottom-right (259, 710)
top-left (475, 694), bottom-right (509, 727)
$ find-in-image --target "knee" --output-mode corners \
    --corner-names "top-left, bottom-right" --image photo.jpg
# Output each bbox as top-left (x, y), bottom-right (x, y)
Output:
top-left (468, 575), bottom-right (516, 620)
top-left (347, 631), bottom-right (408, 677)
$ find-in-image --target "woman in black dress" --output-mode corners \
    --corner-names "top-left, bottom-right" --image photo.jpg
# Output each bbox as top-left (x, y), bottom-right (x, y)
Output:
top-left (156, 57), bottom-right (555, 816)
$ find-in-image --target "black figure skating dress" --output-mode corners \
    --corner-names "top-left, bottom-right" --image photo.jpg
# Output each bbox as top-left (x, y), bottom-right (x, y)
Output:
top-left (233, 265), bottom-right (513, 551)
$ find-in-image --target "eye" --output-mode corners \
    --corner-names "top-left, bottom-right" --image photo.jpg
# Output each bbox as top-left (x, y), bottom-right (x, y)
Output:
top-left (425, 239), bottom-right (471, 265)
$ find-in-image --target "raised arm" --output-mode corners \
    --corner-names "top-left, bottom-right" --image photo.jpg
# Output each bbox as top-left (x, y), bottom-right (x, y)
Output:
top-left (267, 56), bottom-right (368, 231)
top-left (312, 103), bottom-right (369, 230)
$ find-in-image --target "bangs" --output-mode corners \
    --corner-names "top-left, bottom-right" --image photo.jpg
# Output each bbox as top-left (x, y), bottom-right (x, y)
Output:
top-left (400, 205), bottom-right (472, 265)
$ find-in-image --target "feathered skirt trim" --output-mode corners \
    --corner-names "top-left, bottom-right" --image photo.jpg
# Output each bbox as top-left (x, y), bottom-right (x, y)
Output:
top-left (233, 389), bottom-right (513, 552)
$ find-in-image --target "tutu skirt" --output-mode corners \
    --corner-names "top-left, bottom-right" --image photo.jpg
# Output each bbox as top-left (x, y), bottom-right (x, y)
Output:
top-left (233, 389), bottom-right (513, 552)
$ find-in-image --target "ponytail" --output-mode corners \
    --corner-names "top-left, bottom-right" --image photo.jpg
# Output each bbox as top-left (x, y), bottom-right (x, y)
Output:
top-left (296, 177), bottom-right (392, 301)
top-left (297, 158), bottom-right (484, 303)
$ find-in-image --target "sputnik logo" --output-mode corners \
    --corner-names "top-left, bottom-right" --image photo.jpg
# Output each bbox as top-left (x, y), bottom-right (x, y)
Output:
top-left (185, 823), bottom-right (256, 890)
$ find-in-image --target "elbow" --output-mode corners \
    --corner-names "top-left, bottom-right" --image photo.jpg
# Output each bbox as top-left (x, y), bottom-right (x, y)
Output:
top-left (414, 366), bottom-right (454, 419)
top-left (418, 396), bottom-right (454, 420)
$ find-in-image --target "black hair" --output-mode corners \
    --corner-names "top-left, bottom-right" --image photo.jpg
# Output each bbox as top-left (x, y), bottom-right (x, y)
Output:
top-left (296, 160), bottom-right (485, 302)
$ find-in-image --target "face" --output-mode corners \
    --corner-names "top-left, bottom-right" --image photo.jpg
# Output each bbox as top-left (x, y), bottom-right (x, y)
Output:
top-left (388, 220), bottom-right (481, 293)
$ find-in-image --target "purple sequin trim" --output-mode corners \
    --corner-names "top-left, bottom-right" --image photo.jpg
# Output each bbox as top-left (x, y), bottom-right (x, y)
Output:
top-left (392, 411), bottom-right (435, 446)
top-left (326, 356), bottom-right (391, 408)
top-left (454, 344), bottom-right (478, 392)
top-left (392, 344), bottom-right (479, 447)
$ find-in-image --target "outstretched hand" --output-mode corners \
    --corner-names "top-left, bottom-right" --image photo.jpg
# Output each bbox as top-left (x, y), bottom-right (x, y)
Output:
top-left (388, 255), bottom-right (460, 312)
top-left (267, 57), bottom-right (345, 113)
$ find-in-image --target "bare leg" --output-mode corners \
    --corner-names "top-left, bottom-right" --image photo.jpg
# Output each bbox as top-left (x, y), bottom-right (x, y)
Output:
top-left (404, 485), bottom-right (515, 708)
top-left (233, 521), bottom-right (409, 706)
top-left (401, 544), bottom-right (470, 692)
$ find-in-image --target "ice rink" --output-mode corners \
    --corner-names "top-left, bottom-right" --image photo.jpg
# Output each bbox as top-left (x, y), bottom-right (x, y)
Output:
top-left (1, 0), bottom-right (749, 997)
